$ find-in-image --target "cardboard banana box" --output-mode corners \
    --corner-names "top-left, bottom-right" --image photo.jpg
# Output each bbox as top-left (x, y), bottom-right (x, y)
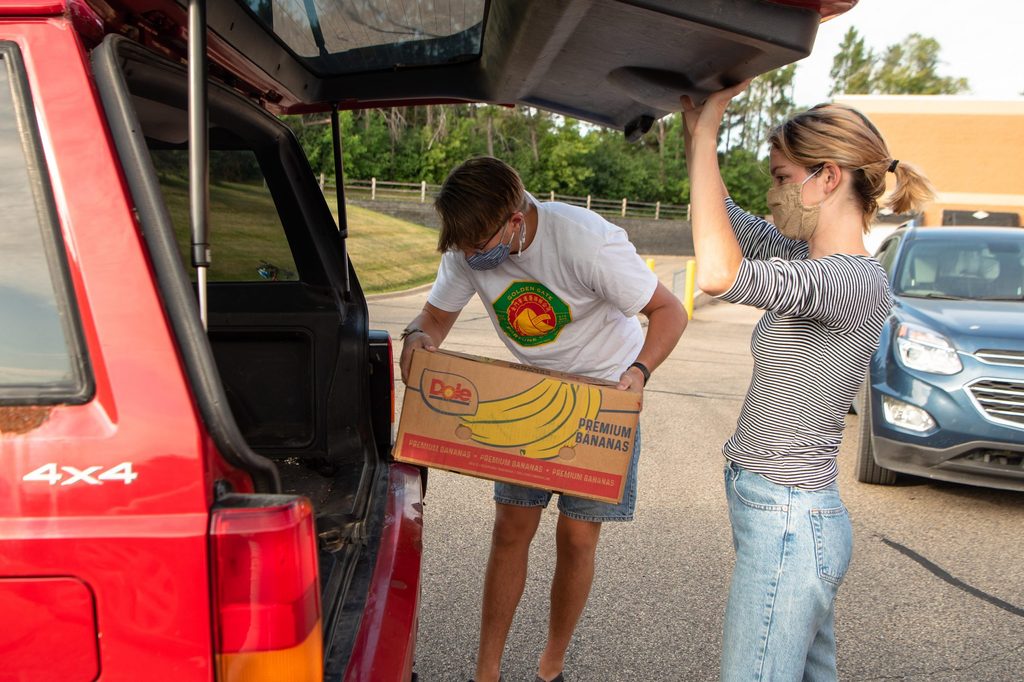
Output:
top-left (395, 349), bottom-right (641, 504)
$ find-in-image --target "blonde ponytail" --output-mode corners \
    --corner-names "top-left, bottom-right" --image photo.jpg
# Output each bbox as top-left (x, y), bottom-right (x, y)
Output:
top-left (885, 160), bottom-right (935, 217)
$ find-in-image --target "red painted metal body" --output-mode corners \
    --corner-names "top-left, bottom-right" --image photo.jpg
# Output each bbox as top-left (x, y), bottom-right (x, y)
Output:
top-left (0, 577), bottom-right (99, 681)
top-left (765, 0), bottom-right (855, 19)
top-left (0, 14), bottom-right (216, 680)
top-left (0, 4), bottom-right (424, 680)
top-left (343, 465), bottom-right (424, 682)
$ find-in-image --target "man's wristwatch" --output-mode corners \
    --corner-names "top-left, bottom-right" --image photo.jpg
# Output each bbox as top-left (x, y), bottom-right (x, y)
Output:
top-left (628, 361), bottom-right (651, 386)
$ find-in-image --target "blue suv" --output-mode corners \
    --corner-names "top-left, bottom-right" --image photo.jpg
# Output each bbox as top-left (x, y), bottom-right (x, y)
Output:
top-left (858, 226), bottom-right (1024, 491)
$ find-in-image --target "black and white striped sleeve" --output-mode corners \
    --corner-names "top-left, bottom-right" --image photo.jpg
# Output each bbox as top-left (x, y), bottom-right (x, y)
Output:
top-left (719, 255), bottom-right (889, 334)
top-left (725, 198), bottom-right (807, 261)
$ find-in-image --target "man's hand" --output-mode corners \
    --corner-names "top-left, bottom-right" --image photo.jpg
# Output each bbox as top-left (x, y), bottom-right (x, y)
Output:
top-left (399, 331), bottom-right (437, 385)
top-left (398, 304), bottom-right (461, 385)
top-left (616, 365), bottom-right (646, 399)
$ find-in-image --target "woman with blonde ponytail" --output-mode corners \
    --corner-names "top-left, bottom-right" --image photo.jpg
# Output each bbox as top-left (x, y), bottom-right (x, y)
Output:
top-left (680, 83), bottom-right (932, 682)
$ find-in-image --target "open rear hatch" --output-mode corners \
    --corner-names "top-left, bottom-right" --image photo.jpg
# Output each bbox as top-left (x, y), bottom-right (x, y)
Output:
top-left (98, 0), bottom-right (845, 134)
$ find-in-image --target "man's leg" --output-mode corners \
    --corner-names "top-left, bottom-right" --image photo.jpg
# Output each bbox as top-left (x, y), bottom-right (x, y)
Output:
top-left (537, 514), bottom-right (602, 681)
top-left (475, 503), bottom-right (543, 682)
top-left (534, 430), bottom-right (640, 680)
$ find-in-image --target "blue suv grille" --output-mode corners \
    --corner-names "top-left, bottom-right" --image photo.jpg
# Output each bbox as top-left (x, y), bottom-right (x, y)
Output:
top-left (976, 349), bottom-right (1024, 367)
top-left (967, 379), bottom-right (1024, 428)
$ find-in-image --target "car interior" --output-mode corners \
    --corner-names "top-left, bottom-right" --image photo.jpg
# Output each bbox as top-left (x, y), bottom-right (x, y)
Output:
top-left (91, 35), bottom-right (389, 672)
top-left (899, 241), bottom-right (1024, 300)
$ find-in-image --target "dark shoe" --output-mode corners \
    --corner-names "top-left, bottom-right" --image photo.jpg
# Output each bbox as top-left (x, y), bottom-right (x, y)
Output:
top-left (535, 675), bottom-right (564, 682)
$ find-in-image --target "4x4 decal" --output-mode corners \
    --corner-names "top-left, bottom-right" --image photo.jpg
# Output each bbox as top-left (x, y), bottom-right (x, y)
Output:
top-left (22, 462), bottom-right (138, 486)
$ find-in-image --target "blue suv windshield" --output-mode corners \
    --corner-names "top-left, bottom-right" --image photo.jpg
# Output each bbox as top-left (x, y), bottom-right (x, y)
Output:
top-left (896, 237), bottom-right (1024, 301)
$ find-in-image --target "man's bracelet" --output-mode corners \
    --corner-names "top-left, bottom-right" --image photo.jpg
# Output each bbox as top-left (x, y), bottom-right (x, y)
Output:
top-left (628, 361), bottom-right (651, 386)
top-left (400, 327), bottom-right (425, 341)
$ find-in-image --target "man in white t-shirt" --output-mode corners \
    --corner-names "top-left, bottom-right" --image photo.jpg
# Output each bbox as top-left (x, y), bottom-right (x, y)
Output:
top-left (399, 157), bottom-right (686, 682)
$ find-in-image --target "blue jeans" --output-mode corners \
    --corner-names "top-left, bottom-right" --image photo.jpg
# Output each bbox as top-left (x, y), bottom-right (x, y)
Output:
top-left (721, 462), bottom-right (852, 682)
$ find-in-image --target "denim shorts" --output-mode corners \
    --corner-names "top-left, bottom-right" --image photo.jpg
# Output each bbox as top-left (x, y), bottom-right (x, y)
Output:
top-left (493, 429), bottom-right (641, 522)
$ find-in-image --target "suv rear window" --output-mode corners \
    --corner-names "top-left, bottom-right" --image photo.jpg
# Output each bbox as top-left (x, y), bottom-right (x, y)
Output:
top-left (150, 149), bottom-right (299, 282)
top-left (242, 0), bottom-right (485, 74)
top-left (0, 44), bottom-right (90, 403)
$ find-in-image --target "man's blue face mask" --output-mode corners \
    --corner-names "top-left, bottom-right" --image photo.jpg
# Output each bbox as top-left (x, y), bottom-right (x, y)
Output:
top-left (465, 216), bottom-right (524, 271)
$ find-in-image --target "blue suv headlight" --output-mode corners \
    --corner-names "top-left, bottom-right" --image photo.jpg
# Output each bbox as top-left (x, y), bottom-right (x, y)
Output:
top-left (895, 323), bottom-right (963, 375)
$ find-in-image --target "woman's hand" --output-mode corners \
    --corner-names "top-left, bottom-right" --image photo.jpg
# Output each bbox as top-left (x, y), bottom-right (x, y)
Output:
top-left (680, 79), bottom-right (752, 142)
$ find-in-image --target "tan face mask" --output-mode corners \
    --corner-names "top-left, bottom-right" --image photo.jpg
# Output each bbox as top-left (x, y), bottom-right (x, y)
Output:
top-left (766, 167), bottom-right (823, 241)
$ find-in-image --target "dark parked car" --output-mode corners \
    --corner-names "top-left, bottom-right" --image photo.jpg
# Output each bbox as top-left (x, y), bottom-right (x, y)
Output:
top-left (857, 226), bottom-right (1024, 491)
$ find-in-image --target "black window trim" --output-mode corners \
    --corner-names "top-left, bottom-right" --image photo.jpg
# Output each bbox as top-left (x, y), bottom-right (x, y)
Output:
top-left (0, 42), bottom-right (93, 406)
top-left (91, 35), bottom-right (281, 493)
top-left (874, 235), bottom-right (900, 274)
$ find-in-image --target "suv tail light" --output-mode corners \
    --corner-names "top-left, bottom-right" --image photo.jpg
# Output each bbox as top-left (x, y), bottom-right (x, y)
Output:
top-left (762, 0), bottom-right (851, 19)
top-left (211, 495), bottom-right (323, 681)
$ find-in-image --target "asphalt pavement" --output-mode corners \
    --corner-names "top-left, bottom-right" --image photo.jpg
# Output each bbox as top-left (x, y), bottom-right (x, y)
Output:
top-left (368, 264), bottom-right (1024, 682)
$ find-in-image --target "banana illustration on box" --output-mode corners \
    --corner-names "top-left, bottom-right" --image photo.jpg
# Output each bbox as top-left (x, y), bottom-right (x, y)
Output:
top-left (458, 378), bottom-right (601, 459)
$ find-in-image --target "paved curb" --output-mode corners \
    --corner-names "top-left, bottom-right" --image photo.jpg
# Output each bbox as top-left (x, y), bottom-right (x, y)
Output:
top-left (365, 281), bottom-right (436, 301)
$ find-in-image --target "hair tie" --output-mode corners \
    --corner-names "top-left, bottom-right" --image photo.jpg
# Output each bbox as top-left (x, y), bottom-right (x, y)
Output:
top-left (888, 159), bottom-right (900, 173)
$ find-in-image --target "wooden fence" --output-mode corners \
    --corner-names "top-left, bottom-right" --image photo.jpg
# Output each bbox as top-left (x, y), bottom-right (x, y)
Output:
top-left (322, 176), bottom-right (690, 221)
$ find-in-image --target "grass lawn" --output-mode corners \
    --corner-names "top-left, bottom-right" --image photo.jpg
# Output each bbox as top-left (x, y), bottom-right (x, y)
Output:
top-left (159, 176), bottom-right (440, 294)
top-left (329, 201), bottom-right (442, 294)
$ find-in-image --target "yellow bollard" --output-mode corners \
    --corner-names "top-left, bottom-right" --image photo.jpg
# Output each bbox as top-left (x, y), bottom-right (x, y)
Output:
top-left (683, 259), bottom-right (696, 320)
top-left (645, 257), bottom-right (656, 272)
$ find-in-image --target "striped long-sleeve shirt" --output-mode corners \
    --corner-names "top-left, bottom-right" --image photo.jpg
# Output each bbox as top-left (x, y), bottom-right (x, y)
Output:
top-left (716, 199), bottom-right (892, 489)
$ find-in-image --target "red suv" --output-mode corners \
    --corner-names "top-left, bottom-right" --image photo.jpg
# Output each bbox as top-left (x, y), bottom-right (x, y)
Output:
top-left (0, 0), bottom-right (842, 679)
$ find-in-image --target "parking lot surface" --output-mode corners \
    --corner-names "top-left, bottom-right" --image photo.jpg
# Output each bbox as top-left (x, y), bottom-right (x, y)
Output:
top-left (370, 280), bottom-right (1024, 682)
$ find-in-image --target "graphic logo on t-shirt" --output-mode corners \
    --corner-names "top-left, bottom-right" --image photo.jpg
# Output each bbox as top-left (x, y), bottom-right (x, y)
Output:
top-left (493, 281), bottom-right (572, 347)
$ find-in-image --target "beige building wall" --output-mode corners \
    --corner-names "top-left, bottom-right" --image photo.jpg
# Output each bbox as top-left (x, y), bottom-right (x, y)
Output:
top-left (835, 96), bottom-right (1024, 226)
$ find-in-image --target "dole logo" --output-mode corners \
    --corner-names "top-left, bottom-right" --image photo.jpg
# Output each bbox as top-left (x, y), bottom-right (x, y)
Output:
top-left (430, 378), bottom-right (471, 403)
top-left (420, 370), bottom-right (479, 415)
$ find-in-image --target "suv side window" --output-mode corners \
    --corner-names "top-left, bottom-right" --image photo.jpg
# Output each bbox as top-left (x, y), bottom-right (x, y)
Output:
top-left (150, 148), bottom-right (299, 282)
top-left (875, 235), bottom-right (901, 274)
top-left (0, 44), bottom-right (90, 403)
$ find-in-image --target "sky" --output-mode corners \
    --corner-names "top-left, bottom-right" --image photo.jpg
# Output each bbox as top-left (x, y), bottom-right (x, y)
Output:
top-left (791, 0), bottom-right (1024, 107)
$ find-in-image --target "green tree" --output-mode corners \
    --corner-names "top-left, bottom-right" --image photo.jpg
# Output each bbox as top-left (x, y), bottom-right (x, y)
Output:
top-left (418, 107), bottom-right (489, 183)
top-left (873, 33), bottom-right (969, 95)
top-left (828, 31), bottom-right (968, 96)
top-left (288, 101), bottom-right (756, 209)
top-left (724, 65), bottom-right (798, 155)
top-left (582, 126), bottom-right (658, 201)
top-left (719, 148), bottom-right (770, 215)
top-left (829, 27), bottom-right (874, 95)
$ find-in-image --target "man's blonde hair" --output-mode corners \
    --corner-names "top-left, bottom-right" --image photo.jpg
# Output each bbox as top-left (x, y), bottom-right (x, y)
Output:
top-left (435, 157), bottom-right (527, 252)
